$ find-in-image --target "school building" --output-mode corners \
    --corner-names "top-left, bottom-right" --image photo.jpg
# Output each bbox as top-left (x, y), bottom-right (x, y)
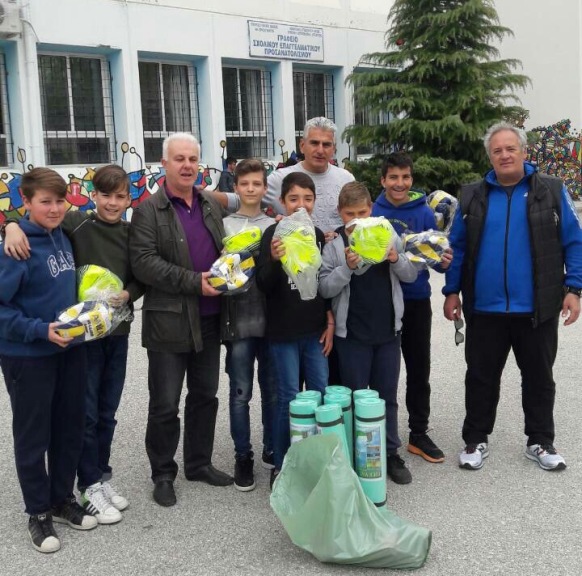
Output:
top-left (0, 0), bottom-right (579, 205)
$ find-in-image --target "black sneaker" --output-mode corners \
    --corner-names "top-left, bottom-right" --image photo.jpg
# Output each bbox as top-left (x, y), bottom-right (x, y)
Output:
top-left (270, 468), bottom-right (280, 491)
top-left (408, 433), bottom-right (445, 463)
top-left (52, 495), bottom-right (98, 530)
top-left (261, 450), bottom-right (275, 470)
top-left (28, 513), bottom-right (60, 554)
top-left (234, 452), bottom-right (256, 492)
top-left (386, 453), bottom-right (412, 484)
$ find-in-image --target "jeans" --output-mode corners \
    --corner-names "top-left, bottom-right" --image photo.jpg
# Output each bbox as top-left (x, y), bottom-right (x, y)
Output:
top-left (225, 337), bottom-right (276, 457)
top-left (270, 334), bottom-right (329, 470)
top-left (77, 335), bottom-right (129, 490)
top-left (401, 298), bottom-right (432, 435)
top-left (145, 316), bottom-right (221, 482)
top-left (1, 347), bottom-right (87, 515)
top-left (334, 335), bottom-right (402, 454)
top-left (463, 314), bottom-right (558, 446)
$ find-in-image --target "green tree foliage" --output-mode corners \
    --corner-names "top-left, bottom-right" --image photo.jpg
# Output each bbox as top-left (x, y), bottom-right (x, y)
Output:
top-left (345, 0), bottom-right (530, 195)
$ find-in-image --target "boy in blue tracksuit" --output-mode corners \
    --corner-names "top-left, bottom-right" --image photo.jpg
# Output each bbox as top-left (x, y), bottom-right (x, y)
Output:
top-left (372, 152), bottom-right (451, 465)
top-left (0, 168), bottom-right (97, 554)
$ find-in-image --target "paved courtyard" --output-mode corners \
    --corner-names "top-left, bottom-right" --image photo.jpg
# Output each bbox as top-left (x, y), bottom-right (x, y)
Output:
top-left (1, 273), bottom-right (581, 575)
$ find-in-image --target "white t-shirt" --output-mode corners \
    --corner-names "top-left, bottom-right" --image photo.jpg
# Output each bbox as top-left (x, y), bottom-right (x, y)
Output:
top-left (266, 162), bottom-right (355, 232)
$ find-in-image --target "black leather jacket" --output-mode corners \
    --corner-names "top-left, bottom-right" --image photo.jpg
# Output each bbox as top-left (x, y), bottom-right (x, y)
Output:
top-left (129, 184), bottom-right (224, 352)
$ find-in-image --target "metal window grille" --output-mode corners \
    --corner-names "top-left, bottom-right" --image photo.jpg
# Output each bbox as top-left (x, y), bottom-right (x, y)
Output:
top-left (222, 66), bottom-right (273, 159)
top-left (38, 54), bottom-right (116, 165)
top-left (0, 53), bottom-right (13, 166)
top-left (139, 61), bottom-right (201, 163)
top-left (352, 71), bottom-right (393, 156)
top-left (293, 71), bottom-right (335, 150)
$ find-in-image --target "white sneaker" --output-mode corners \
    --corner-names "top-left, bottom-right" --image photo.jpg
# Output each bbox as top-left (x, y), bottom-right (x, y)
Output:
top-left (459, 443), bottom-right (489, 470)
top-left (81, 483), bottom-right (123, 524)
top-left (525, 444), bottom-right (566, 471)
top-left (101, 481), bottom-right (129, 511)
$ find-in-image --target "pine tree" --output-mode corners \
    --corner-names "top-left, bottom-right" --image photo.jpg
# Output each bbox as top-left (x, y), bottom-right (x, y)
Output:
top-left (345, 0), bottom-right (530, 194)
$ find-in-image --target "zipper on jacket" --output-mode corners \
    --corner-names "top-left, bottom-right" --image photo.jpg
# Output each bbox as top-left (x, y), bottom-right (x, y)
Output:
top-left (503, 191), bottom-right (512, 312)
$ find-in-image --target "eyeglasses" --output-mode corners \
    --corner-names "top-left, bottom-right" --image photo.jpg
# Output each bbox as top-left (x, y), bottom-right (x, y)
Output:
top-left (454, 318), bottom-right (465, 346)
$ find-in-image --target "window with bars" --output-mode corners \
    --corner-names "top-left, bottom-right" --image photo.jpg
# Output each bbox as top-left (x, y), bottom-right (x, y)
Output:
top-left (0, 54), bottom-right (13, 166)
top-left (38, 54), bottom-right (116, 165)
top-left (222, 66), bottom-right (273, 159)
top-left (352, 71), bottom-right (394, 156)
top-left (139, 61), bottom-right (200, 163)
top-left (293, 71), bottom-right (335, 150)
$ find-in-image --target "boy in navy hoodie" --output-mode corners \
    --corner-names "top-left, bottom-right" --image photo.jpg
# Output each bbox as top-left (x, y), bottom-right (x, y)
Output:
top-left (372, 152), bottom-right (452, 464)
top-left (0, 168), bottom-right (97, 554)
top-left (4, 165), bottom-right (144, 524)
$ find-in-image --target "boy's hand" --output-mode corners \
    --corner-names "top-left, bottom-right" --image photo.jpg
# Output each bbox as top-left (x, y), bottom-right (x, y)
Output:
top-left (344, 247), bottom-right (361, 270)
top-left (4, 223), bottom-right (31, 260)
top-left (324, 231), bottom-right (338, 243)
top-left (440, 248), bottom-right (453, 270)
top-left (270, 238), bottom-right (285, 261)
top-left (320, 324), bottom-right (334, 357)
top-left (48, 322), bottom-right (73, 348)
top-left (109, 290), bottom-right (130, 307)
top-left (387, 247), bottom-right (399, 263)
top-left (201, 271), bottom-right (222, 296)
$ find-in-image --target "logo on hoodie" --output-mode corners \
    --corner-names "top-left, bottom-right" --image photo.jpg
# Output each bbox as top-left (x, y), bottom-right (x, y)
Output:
top-left (47, 250), bottom-right (74, 278)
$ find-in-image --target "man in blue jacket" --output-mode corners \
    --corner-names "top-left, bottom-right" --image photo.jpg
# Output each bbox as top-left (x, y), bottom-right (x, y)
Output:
top-left (443, 122), bottom-right (582, 472)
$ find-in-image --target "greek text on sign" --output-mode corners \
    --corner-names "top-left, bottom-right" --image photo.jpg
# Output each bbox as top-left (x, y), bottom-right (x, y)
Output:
top-left (248, 21), bottom-right (324, 62)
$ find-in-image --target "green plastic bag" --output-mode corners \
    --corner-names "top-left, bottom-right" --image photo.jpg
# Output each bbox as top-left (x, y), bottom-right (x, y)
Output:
top-left (270, 435), bottom-right (431, 569)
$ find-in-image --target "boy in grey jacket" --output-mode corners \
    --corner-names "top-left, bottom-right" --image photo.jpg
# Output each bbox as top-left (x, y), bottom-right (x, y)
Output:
top-left (221, 159), bottom-right (277, 492)
top-left (319, 182), bottom-right (417, 484)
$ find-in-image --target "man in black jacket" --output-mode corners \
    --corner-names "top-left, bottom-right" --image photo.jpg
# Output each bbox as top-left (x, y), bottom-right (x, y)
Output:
top-left (130, 133), bottom-right (233, 507)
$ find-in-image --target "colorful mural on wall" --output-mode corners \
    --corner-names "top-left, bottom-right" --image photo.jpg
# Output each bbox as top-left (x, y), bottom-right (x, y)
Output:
top-left (527, 119), bottom-right (581, 199)
top-left (0, 143), bottom-right (282, 225)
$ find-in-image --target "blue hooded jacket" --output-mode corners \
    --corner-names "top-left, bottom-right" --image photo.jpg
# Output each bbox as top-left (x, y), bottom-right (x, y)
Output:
top-left (0, 217), bottom-right (76, 356)
top-left (443, 162), bottom-right (582, 313)
top-left (372, 190), bottom-right (438, 299)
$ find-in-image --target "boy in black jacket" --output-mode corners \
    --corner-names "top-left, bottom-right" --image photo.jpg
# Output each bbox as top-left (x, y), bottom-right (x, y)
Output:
top-left (256, 171), bottom-right (334, 485)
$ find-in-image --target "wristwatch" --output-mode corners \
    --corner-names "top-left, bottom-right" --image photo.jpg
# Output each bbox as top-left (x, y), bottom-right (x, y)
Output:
top-left (0, 218), bottom-right (18, 239)
top-left (565, 286), bottom-right (582, 297)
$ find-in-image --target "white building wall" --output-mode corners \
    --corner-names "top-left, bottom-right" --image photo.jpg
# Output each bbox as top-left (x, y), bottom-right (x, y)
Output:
top-left (494, 0), bottom-right (582, 129)
top-left (0, 0), bottom-right (578, 174)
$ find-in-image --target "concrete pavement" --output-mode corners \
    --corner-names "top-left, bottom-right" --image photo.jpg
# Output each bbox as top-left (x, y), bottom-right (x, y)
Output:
top-left (1, 272), bottom-right (581, 575)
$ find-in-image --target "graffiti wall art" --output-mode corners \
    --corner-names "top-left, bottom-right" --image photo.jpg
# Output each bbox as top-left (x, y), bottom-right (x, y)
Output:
top-left (528, 119), bottom-right (581, 199)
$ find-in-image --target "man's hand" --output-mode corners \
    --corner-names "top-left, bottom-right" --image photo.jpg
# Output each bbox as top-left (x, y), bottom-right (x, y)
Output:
top-left (387, 247), bottom-right (399, 263)
top-left (344, 247), bottom-right (361, 270)
top-left (201, 271), bottom-right (222, 297)
top-left (48, 322), bottom-right (73, 348)
top-left (561, 293), bottom-right (580, 326)
top-left (4, 223), bottom-right (30, 260)
top-left (440, 248), bottom-right (453, 270)
top-left (270, 238), bottom-right (285, 261)
top-left (444, 293), bottom-right (462, 321)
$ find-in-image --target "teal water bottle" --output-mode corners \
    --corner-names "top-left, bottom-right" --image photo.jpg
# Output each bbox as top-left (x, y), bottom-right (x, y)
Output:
top-left (354, 397), bottom-right (387, 507)
top-left (289, 399), bottom-right (318, 444)
top-left (324, 392), bottom-right (353, 466)
top-left (315, 403), bottom-right (350, 463)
